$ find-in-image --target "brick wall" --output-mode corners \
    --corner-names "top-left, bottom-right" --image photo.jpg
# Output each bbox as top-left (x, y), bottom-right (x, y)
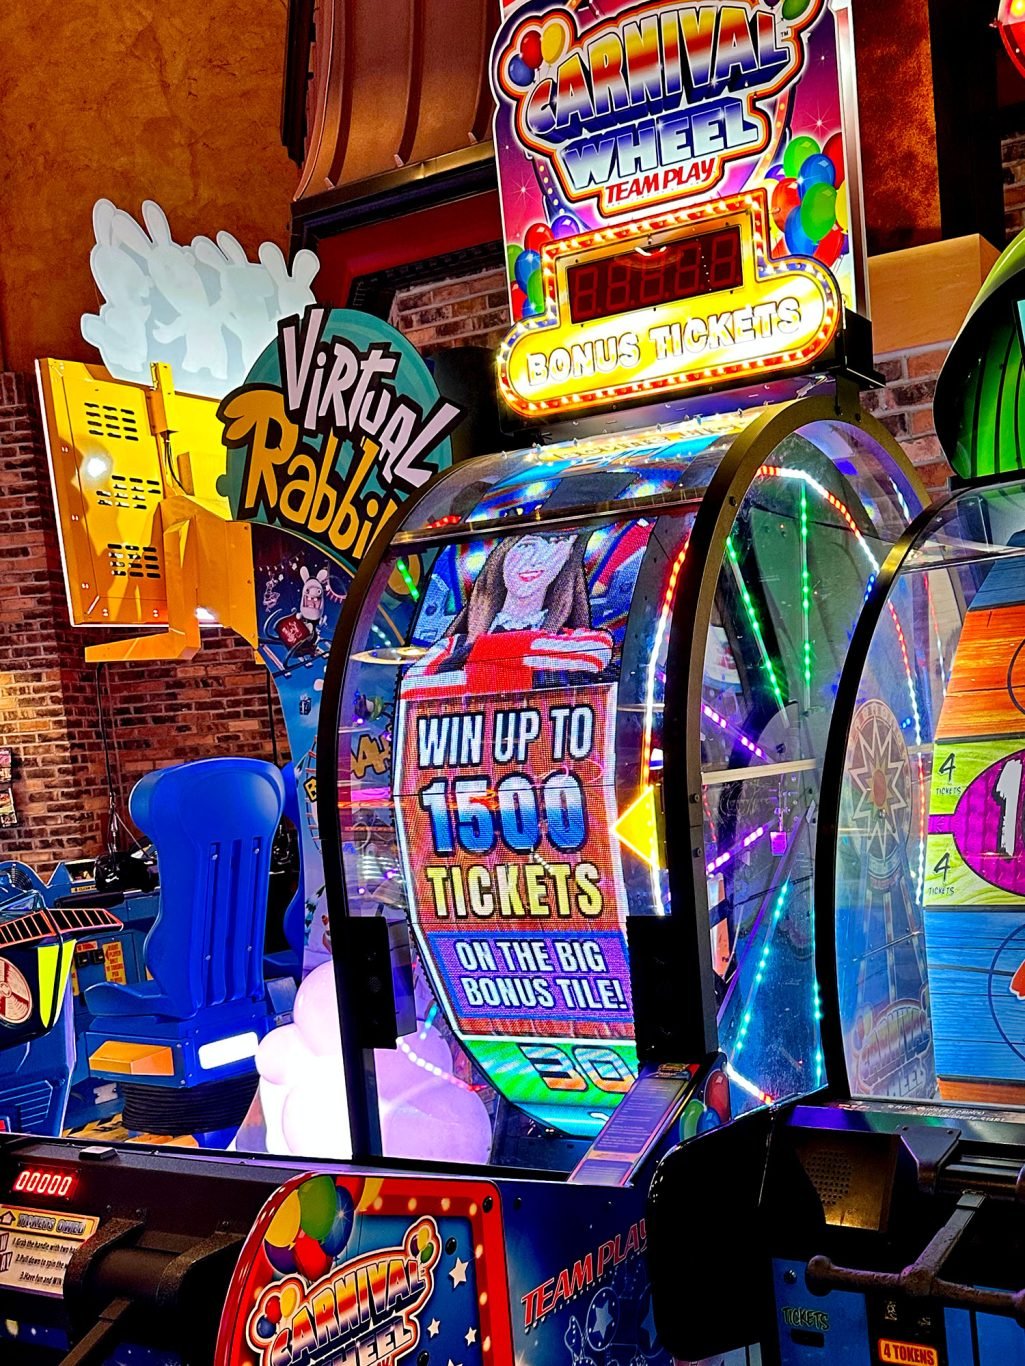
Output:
top-left (1005, 130), bottom-right (1025, 241)
top-left (0, 373), bottom-right (288, 874)
top-left (389, 268), bottom-right (511, 355)
top-left (0, 267), bottom-right (964, 872)
top-left (861, 344), bottom-right (953, 500)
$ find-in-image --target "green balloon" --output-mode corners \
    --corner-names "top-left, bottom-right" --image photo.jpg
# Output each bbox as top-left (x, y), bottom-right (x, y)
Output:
top-left (681, 1099), bottom-right (705, 1141)
top-left (527, 270), bottom-right (545, 311)
top-left (506, 245), bottom-right (522, 278)
top-left (782, 0), bottom-right (814, 17)
top-left (298, 1175), bottom-right (338, 1243)
top-left (801, 183), bottom-right (837, 244)
top-left (783, 135), bottom-right (820, 179)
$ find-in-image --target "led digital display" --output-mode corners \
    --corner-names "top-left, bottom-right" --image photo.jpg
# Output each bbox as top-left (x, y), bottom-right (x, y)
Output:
top-left (12, 1167), bottom-right (77, 1200)
top-left (566, 227), bottom-right (744, 324)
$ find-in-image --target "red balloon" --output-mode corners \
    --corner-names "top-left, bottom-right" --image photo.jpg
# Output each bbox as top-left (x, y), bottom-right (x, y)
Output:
top-left (815, 224), bottom-right (845, 269)
top-left (704, 1069), bottom-right (731, 1121)
top-left (770, 177), bottom-right (801, 232)
top-left (265, 1295), bottom-right (282, 1326)
top-left (772, 239), bottom-right (790, 259)
top-left (510, 285), bottom-right (528, 317)
top-left (520, 28), bottom-right (543, 70)
top-left (293, 1230), bottom-right (331, 1282)
top-left (524, 222), bottom-right (553, 254)
top-left (823, 132), bottom-right (845, 188)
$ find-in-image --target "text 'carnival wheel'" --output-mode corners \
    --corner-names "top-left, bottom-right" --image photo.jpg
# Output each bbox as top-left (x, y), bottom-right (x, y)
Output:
top-left (0, 956), bottom-right (32, 1026)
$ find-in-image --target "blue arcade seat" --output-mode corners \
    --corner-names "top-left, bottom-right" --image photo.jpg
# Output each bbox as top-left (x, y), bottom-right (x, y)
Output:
top-left (85, 758), bottom-right (285, 1138)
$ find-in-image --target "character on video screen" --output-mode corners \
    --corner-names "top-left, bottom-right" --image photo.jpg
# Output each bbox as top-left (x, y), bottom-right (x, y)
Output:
top-left (404, 532), bottom-right (614, 695)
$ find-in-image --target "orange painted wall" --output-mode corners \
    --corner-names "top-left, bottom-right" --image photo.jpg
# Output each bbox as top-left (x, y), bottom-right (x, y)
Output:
top-left (0, 0), bottom-right (297, 373)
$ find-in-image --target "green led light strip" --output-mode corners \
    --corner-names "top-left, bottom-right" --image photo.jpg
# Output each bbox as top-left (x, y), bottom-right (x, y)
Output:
top-left (726, 534), bottom-right (786, 711)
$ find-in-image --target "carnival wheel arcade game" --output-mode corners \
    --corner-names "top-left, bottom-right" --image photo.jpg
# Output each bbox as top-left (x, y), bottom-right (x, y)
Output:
top-left (294, 149), bottom-right (929, 1366)
top-left (648, 234), bottom-right (1025, 1366)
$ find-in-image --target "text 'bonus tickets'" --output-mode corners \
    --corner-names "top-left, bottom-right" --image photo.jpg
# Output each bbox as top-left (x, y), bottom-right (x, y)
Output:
top-left (393, 524), bottom-right (651, 1134)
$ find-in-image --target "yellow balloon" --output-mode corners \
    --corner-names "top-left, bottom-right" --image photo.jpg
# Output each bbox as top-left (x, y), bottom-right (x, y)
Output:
top-left (541, 22), bottom-right (566, 64)
top-left (266, 1192), bottom-right (302, 1249)
top-left (835, 191), bottom-right (849, 234)
top-left (279, 1283), bottom-right (300, 1319)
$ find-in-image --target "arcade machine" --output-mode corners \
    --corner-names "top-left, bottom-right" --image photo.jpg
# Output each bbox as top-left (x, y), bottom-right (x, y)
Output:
top-left (648, 235), bottom-right (1025, 1365)
top-left (0, 3), bottom-right (932, 1361)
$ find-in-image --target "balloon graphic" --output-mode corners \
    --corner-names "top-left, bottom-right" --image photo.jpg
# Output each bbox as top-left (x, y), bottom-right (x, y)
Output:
top-left (520, 29), bottom-right (543, 70)
top-left (784, 206), bottom-right (818, 256)
top-left (255, 1316), bottom-right (275, 1340)
top-left (823, 131), bottom-right (846, 187)
top-left (800, 182), bottom-right (837, 244)
top-left (681, 1098), bottom-right (705, 1141)
top-left (815, 225), bottom-right (845, 269)
top-left (767, 163), bottom-right (786, 181)
top-left (526, 270), bottom-right (545, 313)
top-left (265, 1296), bottom-right (282, 1326)
top-left (524, 222), bottom-right (553, 254)
top-left (522, 299), bottom-right (544, 318)
top-left (835, 191), bottom-right (849, 234)
top-left (782, 135), bottom-right (819, 180)
top-left (798, 153), bottom-right (836, 195)
top-left (697, 1107), bottom-right (722, 1135)
top-left (510, 285), bottom-right (527, 317)
top-left (506, 244), bottom-right (523, 276)
top-left (264, 1191), bottom-right (301, 1275)
top-left (782, 0), bottom-right (816, 16)
top-left (321, 1186), bottom-right (355, 1258)
top-left (294, 1229), bottom-right (332, 1282)
top-left (298, 1175), bottom-right (338, 1243)
top-left (279, 1283), bottom-right (300, 1319)
top-left (704, 1068), bottom-right (730, 1120)
top-left (551, 213), bottom-right (581, 239)
top-left (514, 249), bottom-right (541, 291)
top-left (771, 177), bottom-right (801, 231)
top-left (508, 54), bottom-right (534, 88)
top-left (541, 21), bottom-right (567, 64)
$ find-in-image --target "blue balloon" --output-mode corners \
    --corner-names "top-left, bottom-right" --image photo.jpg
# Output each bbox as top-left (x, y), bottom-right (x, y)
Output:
top-left (256, 1316), bottom-right (276, 1340)
top-left (514, 249), bottom-right (542, 291)
top-left (798, 153), bottom-right (836, 194)
top-left (697, 1107), bottom-right (722, 1135)
top-left (508, 55), bottom-right (534, 88)
top-left (784, 205), bottom-right (818, 256)
top-left (321, 1187), bottom-right (355, 1258)
top-left (551, 214), bottom-right (581, 239)
top-left (521, 300), bottom-right (544, 318)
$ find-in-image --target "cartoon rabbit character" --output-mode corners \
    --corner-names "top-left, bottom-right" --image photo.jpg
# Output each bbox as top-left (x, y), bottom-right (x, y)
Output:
top-left (193, 231), bottom-right (276, 374)
top-left (299, 566), bottom-right (330, 628)
top-left (81, 199), bottom-right (153, 382)
top-left (138, 202), bottom-right (229, 382)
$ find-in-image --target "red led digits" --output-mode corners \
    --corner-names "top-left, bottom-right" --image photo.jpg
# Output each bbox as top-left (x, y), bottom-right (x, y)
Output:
top-left (12, 1167), bottom-right (77, 1199)
top-left (566, 227), bottom-right (743, 325)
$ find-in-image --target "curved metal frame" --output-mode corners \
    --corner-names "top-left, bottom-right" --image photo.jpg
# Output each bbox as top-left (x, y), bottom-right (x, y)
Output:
top-left (812, 467), bottom-right (1025, 1101)
top-left (663, 386), bottom-right (929, 1059)
top-left (317, 383), bottom-right (929, 1159)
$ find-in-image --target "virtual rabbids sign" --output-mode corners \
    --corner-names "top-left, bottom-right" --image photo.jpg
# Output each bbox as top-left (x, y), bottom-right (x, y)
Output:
top-left (493, 0), bottom-right (861, 321)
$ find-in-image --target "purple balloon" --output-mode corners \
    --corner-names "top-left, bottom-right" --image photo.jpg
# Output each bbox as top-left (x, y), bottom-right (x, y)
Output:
top-left (551, 214), bottom-right (582, 239)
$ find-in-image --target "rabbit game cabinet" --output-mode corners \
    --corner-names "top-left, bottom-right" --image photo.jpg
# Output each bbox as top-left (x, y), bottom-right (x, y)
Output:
top-left (0, 3), bottom-right (935, 1364)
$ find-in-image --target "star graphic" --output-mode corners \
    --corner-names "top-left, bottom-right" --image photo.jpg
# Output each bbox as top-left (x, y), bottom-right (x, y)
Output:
top-left (592, 1298), bottom-right (614, 1342)
top-left (428, 1319), bottom-right (441, 1338)
top-left (641, 1298), bottom-right (658, 1348)
top-left (449, 1257), bottom-right (469, 1287)
top-left (447, 1360), bottom-right (463, 1366)
top-left (465, 1326), bottom-right (478, 1345)
top-left (846, 706), bottom-right (911, 867)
